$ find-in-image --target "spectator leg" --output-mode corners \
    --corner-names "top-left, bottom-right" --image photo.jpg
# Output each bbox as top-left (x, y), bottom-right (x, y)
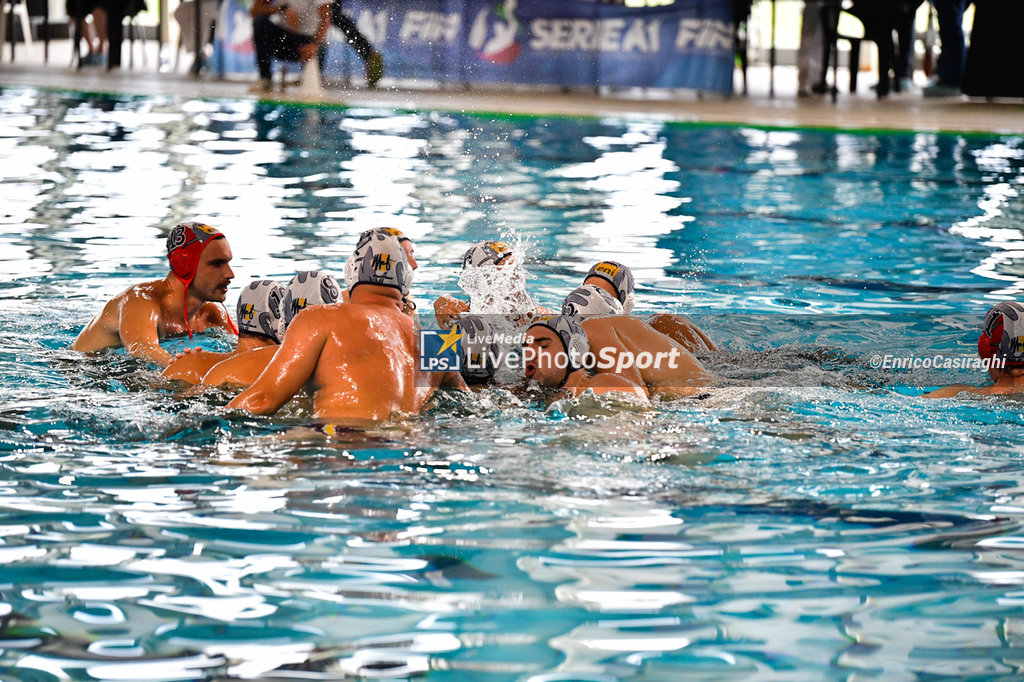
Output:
top-left (934, 0), bottom-right (967, 87)
top-left (253, 15), bottom-right (310, 82)
top-left (330, 3), bottom-right (372, 62)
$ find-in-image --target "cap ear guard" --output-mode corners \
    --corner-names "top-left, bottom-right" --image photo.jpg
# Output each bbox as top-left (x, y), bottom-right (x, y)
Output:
top-left (561, 284), bottom-right (623, 316)
top-left (979, 301), bottom-right (1024, 367)
top-left (457, 314), bottom-right (499, 383)
top-left (527, 314), bottom-right (590, 376)
top-left (620, 291), bottom-right (636, 314)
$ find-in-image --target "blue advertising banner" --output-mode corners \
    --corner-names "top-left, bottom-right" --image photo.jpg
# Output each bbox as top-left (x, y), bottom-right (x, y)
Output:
top-left (214, 0), bottom-right (735, 94)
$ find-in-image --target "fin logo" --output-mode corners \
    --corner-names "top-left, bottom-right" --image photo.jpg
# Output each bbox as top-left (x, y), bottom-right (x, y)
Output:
top-left (468, 0), bottom-right (522, 64)
top-left (419, 328), bottom-right (462, 372)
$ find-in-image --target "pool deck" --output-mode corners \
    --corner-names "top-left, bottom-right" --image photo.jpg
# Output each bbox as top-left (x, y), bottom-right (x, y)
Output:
top-left (1, 40), bottom-right (1022, 135)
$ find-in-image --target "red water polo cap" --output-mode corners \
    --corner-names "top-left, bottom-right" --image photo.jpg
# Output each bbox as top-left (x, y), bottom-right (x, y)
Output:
top-left (168, 222), bottom-right (223, 284)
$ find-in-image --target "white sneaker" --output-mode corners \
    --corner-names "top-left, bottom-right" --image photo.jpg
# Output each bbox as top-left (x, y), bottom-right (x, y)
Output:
top-left (898, 77), bottom-right (918, 93)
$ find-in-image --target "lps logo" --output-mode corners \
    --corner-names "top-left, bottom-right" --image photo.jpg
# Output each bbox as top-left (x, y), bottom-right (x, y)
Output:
top-left (419, 327), bottom-right (462, 372)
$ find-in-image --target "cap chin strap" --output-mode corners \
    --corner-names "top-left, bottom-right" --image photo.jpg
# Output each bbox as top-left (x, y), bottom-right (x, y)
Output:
top-left (178, 272), bottom-right (197, 340)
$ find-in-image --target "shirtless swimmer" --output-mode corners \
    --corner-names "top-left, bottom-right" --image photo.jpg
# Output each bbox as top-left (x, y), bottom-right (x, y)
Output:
top-left (228, 230), bottom-right (465, 422)
top-left (73, 222), bottom-right (237, 367)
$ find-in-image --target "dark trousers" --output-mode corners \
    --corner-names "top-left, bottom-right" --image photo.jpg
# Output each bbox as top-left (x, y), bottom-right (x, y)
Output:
top-left (896, 0), bottom-right (925, 78)
top-left (252, 16), bottom-right (325, 80)
top-left (934, 0), bottom-right (970, 86)
top-left (331, 2), bottom-right (374, 62)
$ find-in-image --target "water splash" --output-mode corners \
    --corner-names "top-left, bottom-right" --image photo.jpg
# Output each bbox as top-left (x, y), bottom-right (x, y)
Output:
top-left (458, 233), bottom-right (537, 319)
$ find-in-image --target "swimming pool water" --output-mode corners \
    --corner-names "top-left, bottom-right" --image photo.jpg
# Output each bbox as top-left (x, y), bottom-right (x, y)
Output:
top-left (1, 86), bottom-right (1024, 679)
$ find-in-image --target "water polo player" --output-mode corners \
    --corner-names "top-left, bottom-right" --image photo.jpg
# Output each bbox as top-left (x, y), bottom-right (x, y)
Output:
top-left (73, 222), bottom-right (237, 367)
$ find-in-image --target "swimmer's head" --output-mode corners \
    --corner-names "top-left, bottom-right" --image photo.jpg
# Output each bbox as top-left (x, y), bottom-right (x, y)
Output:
top-left (283, 270), bottom-right (342, 328)
top-left (345, 229), bottom-right (415, 298)
top-left (978, 301), bottom-right (1024, 369)
top-left (457, 315), bottom-right (499, 384)
top-left (236, 279), bottom-right (286, 343)
top-left (561, 284), bottom-right (624, 316)
top-left (584, 261), bottom-right (635, 314)
top-left (166, 221), bottom-right (235, 338)
top-left (524, 314), bottom-right (589, 388)
top-left (463, 241), bottom-right (513, 269)
top-left (167, 222), bottom-right (225, 284)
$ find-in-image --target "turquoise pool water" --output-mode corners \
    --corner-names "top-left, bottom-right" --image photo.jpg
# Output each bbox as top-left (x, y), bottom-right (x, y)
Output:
top-left (1, 87), bottom-right (1024, 679)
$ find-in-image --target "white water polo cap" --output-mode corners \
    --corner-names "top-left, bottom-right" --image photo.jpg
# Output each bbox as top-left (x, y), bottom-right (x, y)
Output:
top-left (463, 240), bottom-right (513, 269)
top-left (457, 314), bottom-right (499, 382)
top-left (585, 261), bottom-right (635, 313)
top-left (978, 301), bottom-right (1024, 367)
top-left (527, 314), bottom-right (590, 375)
top-left (561, 284), bottom-right (624, 316)
top-left (236, 279), bottom-right (286, 343)
top-left (283, 270), bottom-right (342, 328)
top-left (345, 228), bottom-right (414, 297)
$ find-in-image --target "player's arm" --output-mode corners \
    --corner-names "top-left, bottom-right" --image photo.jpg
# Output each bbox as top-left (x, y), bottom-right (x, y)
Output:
top-left (313, 3), bottom-right (330, 44)
top-left (228, 309), bottom-right (326, 414)
top-left (119, 296), bottom-right (173, 367)
top-left (921, 385), bottom-right (976, 399)
top-left (162, 350), bottom-right (227, 384)
top-left (433, 295), bottom-right (469, 329)
top-left (439, 370), bottom-right (469, 391)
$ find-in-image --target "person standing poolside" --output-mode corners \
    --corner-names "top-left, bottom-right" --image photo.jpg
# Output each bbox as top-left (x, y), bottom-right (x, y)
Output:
top-left (162, 278), bottom-right (285, 384)
top-left (203, 271), bottom-right (340, 388)
top-left (925, 301), bottom-right (1024, 397)
top-left (73, 222), bottom-right (237, 368)
top-left (249, 0), bottom-right (331, 93)
top-left (524, 314), bottom-right (713, 401)
top-left (228, 231), bottom-right (465, 422)
top-left (923, 0), bottom-right (971, 97)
